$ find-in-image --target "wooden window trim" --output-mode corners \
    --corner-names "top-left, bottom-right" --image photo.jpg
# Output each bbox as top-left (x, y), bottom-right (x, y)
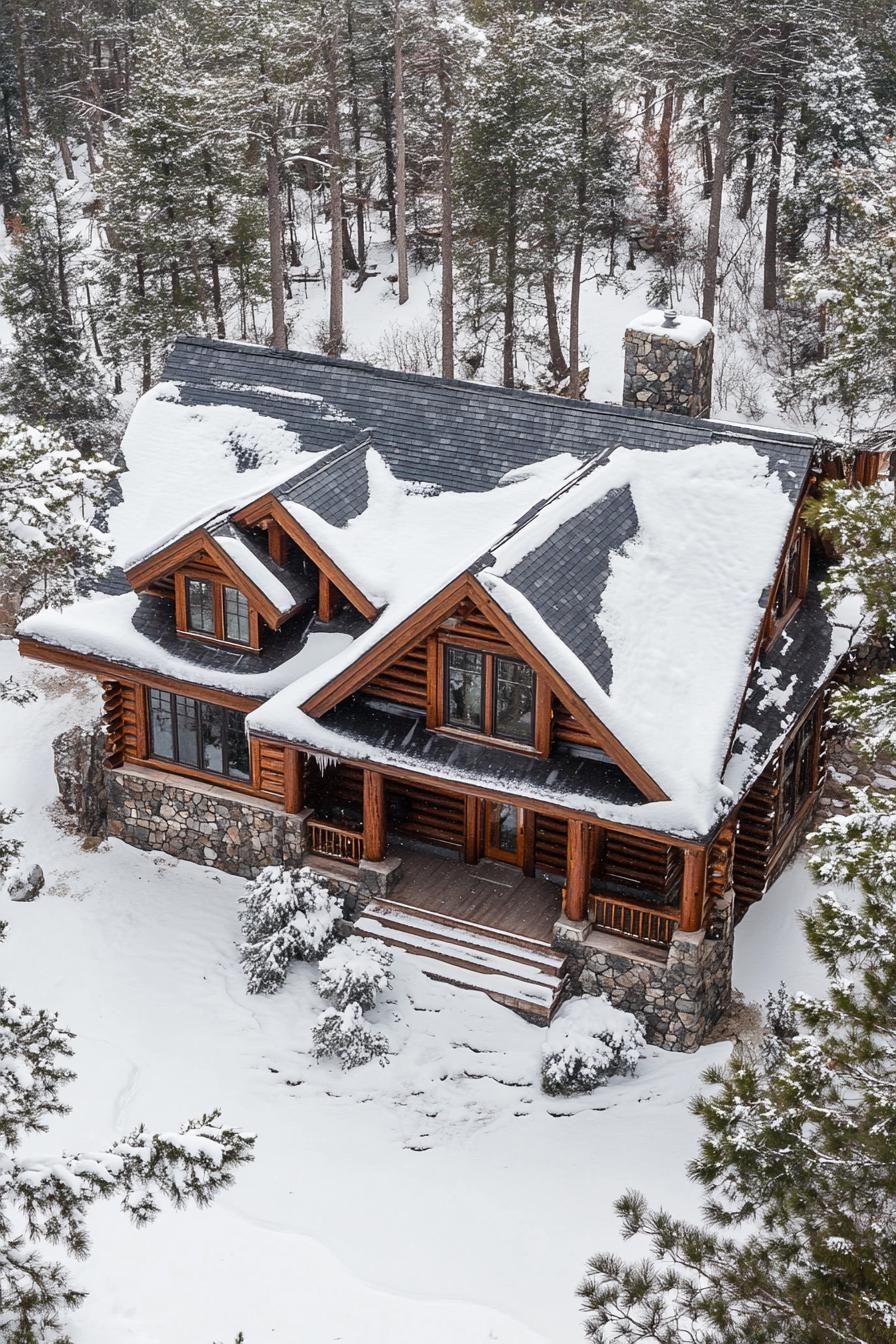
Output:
top-left (174, 570), bottom-right (261, 651)
top-left (145, 688), bottom-right (253, 787)
top-left (772, 697), bottom-right (824, 844)
top-left (436, 636), bottom-right (542, 755)
top-left (766, 528), bottom-right (809, 647)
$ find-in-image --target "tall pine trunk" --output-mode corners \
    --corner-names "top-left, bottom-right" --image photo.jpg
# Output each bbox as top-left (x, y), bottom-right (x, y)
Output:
top-left (380, 59), bottom-right (397, 240)
top-left (701, 71), bottom-right (734, 326)
top-left (327, 40), bottom-right (344, 355)
top-left (543, 267), bottom-right (567, 380)
top-left (502, 162), bottom-right (517, 389)
top-left (266, 148), bottom-right (287, 349)
top-left (394, 10), bottom-right (409, 305)
top-left (568, 88), bottom-right (588, 399)
top-left (656, 82), bottom-right (674, 222)
top-left (346, 2), bottom-right (366, 270)
top-left (763, 89), bottom-right (785, 311)
top-left (439, 47), bottom-right (454, 379)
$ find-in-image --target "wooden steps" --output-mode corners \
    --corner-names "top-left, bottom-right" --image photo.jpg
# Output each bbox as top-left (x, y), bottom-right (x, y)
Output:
top-left (355, 898), bottom-right (569, 1024)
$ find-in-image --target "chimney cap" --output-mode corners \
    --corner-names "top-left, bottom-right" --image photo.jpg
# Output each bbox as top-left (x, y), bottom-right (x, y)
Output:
top-left (626, 309), bottom-right (714, 347)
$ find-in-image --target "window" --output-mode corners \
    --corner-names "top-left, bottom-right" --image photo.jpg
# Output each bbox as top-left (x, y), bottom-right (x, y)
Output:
top-left (772, 530), bottom-right (806, 627)
top-left (187, 579), bottom-right (215, 634)
top-left (775, 703), bottom-right (821, 838)
top-left (446, 647), bottom-right (483, 729)
top-left (442, 645), bottom-right (536, 747)
top-left (178, 574), bottom-right (257, 648)
top-left (223, 586), bottom-right (250, 644)
top-left (147, 689), bottom-right (250, 781)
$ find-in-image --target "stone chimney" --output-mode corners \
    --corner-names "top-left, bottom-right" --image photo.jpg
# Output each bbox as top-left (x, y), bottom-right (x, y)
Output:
top-left (622, 309), bottom-right (714, 418)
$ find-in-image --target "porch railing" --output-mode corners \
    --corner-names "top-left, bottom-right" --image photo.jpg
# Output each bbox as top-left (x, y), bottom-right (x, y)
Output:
top-left (590, 891), bottom-right (679, 948)
top-left (307, 819), bottom-right (364, 866)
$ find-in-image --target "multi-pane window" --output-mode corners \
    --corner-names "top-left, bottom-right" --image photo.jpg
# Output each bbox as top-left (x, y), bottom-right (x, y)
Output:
top-left (443, 645), bottom-right (536, 747)
top-left (147, 689), bottom-right (250, 781)
top-left (186, 579), bottom-right (215, 634)
top-left (773, 531), bottom-right (806, 625)
top-left (223, 586), bottom-right (250, 644)
top-left (446, 648), bottom-right (483, 729)
top-left (776, 703), bottom-right (821, 837)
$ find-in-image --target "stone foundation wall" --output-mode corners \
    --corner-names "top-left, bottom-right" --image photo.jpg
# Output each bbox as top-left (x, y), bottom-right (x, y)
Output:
top-left (623, 327), bottom-right (714, 418)
top-left (555, 892), bottom-right (735, 1051)
top-left (106, 765), bottom-right (306, 878)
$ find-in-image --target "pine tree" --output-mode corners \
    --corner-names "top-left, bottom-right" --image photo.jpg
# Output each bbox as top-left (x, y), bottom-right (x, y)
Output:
top-left (238, 866), bottom-right (342, 994)
top-left (0, 143), bottom-right (117, 458)
top-left (578, 845), bottom-right (896, 1343)
top-left (0, 923), bottom-right (255, 1342)
top-left (0, 416), bottom-right (117, 617)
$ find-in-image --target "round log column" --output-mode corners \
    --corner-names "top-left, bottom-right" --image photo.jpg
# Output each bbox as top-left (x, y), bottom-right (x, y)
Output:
top-left (363, 770), bottom-right (387, 862)
top-left (565, 818), bottom-right (593, 923)
top-left (680, 846), bottom-right (708, 932)
top-left (283, 748), bottom-right (303, 815)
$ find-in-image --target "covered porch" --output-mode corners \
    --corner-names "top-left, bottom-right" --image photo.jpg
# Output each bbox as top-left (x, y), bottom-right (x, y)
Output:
top-left (289, 752), bottom-right (720, 955)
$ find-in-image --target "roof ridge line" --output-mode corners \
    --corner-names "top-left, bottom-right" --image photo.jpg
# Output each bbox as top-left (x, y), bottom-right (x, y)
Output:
top-left (473, 453), bottom-right (611, 572)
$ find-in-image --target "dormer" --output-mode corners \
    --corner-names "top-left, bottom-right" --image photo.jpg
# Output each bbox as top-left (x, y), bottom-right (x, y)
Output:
top-left (125, 520), bottom-right (313, 650)
top-left (763, 522), bottom-right (810, 649)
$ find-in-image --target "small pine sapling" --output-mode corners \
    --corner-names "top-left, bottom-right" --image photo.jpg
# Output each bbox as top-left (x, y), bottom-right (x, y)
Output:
top-left (238, 866), bottom-right (342, 994)
top-left (541, 998), bottom-right (644, 1096)
top-left (317, 938), bottom-right (394, 1012)
top-left (311, 1003), bottom-right (389, 1070)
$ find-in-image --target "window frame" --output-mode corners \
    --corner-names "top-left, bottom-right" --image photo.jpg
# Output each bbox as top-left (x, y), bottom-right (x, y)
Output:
top-left (767, 527), bottom-right (809, 645)
top-left (146, 687), bottom-right (251, 784)
top-left (174, 568), bottom-right (261, 650)
top-left (773, 699), bottom-right (823, 842)
top-left (434, 636), bottom-right (544, 754)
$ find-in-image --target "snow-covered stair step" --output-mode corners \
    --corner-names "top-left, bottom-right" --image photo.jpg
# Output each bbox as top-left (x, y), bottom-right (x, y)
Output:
top-left (376, 896), bottom-right (564, 960)
top-left (355, 903), bottom-right (568, 1023)
top-left (362, 900), bottom-right (566, 973)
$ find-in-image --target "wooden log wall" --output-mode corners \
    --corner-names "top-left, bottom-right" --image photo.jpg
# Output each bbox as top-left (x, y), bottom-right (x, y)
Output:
top-left (365, 638), bottom-right (429, 710)
top-left (733, 758), bottom-right (781, 906)
top-left (252, 740), bottom-right (287, 801)
top-left (384, 779), bottom-right (465, 849)
top-left (598, 831), bottom-right (683, 900)
top-left (102, 680), bottom-right (140, 766)
top-left (533, 813), bottom-right (568, 875)
top-left (551, 699), bottom-right (596, 749)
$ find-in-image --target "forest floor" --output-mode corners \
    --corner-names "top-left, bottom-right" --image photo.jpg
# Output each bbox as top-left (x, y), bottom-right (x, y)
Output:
top-left (0, 640), bottom-right (834, 1344)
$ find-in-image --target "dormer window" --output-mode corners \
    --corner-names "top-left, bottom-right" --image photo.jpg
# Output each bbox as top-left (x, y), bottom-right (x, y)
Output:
top-left (176, 571), bottom-right (260, 650)
top-left (223, 586), bottom-right (250, 643)
top-left (768, 527), bottom-right (808, 643)
top-left (442, 644), bottom-right (536, 748)
top-left (187, 579), bottom-right (215, 635)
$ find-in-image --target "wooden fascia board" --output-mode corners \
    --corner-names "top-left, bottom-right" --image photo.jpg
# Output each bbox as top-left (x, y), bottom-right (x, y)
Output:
top-left (467, 577), bottom-right (668, 803)
top-left (302, 571), bottom-right (473, 715)
top-left (252, 731), bottom-right (699, 849)
top-left (233, 495), bottom-right (379, 621)
top-left (17, 636), bottom-right (263, 711)
top-left (125, 528), bottom-right (210, 591)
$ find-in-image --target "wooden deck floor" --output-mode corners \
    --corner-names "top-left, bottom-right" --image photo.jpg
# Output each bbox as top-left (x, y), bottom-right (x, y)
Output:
top-left (389, 845), bottom-right (562, 945)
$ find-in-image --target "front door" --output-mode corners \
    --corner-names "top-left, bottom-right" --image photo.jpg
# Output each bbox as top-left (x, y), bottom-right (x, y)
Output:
top-left (483, 801), bottom-right (524, 866)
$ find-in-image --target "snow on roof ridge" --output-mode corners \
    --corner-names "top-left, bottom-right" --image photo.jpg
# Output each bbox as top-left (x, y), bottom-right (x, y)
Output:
top-left (170, 333), bottom-right (817, 447)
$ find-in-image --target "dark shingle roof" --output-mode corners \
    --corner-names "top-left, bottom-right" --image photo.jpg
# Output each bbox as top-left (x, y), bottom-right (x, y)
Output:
top-left (162, 335), bottom-right (815, 501)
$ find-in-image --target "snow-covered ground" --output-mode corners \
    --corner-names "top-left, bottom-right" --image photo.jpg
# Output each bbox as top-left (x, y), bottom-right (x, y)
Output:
top-left (0, 640), bottom-right (832, 1344)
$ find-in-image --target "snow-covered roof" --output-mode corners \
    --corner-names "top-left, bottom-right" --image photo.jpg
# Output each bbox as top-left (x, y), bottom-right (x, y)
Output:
top-left (19, 335), bottom-right (838, 840)
top-left (208, 522), bottom-right (302, 617)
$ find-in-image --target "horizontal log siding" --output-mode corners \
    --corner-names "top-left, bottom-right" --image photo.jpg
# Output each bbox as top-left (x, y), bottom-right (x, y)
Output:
top-left (365, 638), bottom-right (428, 710)
top-left (254, 740), bottom-right (287, 801)
top-left (733, 759), bottom-right (780, 905)
top-left (551, 699), bottom-right (596, 749)
top-left (385, 779), bottom-right (464, 849)
top-left (597, 831), bottom-right (684, 901)
top-left (103, 680), bottom-right (139, 765)
top-left (446, 603), bottom-right (514, 648)
top-left (534, 813), bottom-right (568, 875)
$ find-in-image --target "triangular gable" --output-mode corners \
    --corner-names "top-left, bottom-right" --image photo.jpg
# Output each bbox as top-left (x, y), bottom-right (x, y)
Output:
top-left (231, 494), bottom-right (379, 621)
top-left (126, 526), bottom-right (299, 630)
top-left (302, 572), bottom-right (667, 803)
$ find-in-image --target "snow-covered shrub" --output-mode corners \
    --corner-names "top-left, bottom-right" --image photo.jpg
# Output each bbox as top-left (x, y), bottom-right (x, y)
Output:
top-left (541, 996), bottom-right (645, 1096)
top-left (311, 1003), bottom-right (388, 1070)
top-left (238, 866), bottom-right (342, 995)
top-left (317, 937), bottom-right (394, 1012)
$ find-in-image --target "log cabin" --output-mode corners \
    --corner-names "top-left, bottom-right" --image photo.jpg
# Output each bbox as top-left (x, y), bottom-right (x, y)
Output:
top-left (18, 316), bottom-right (877, 1048)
